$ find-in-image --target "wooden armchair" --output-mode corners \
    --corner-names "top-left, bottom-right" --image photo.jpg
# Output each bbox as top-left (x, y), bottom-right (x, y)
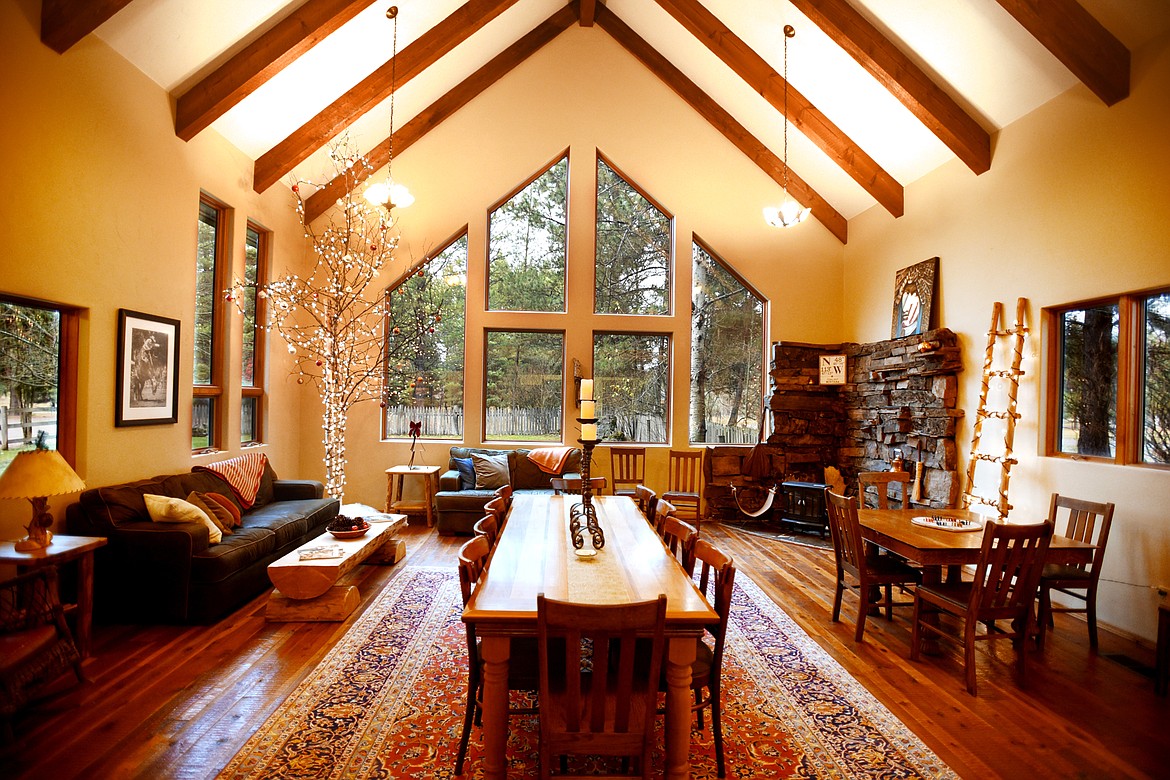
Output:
top-left (1037, 494), bottom-right (1115, 650)
top-left (609, 447), bottom-right (646, 498)
top-left (857, 470), bottom-right (912, 509)
top-left (661, 516), bottom-right (698, 578)
top-left (663, 450), bottom-right (702, 523)
top-left (0, 567), bottom-right (83, 743)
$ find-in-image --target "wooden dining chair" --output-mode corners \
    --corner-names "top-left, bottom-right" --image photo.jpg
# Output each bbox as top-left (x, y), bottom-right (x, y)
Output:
top-left (483, 495), bottom-right (507, 526)
top-left (634, 485), bottom-right (658, 525)
top-left (1037, 494), bottom-right (1115, 650)
top-left (824, 490), bottom-right (921, 642)
top-left (910, 520), bottom-right (1053, 695)
top-left (550, 476), bottom-right (607, 495)
top-left (455, 536), bottom-right (538, 774)
top-left (653, 498), bottom-right (677, 537)
top-left (609, 446), bottom-right (646, 498)
top-left (536, 593), bottom-right (667, 779)
top-left (857, 470), bottom-right (912, 509)
top-left (661, 516), bottom-right (698, 577)
top-left (663, 449), bottom-right (703, 524)
top-left (493, 484), bottom-right (513, 513)
top-left (472, 514), bottom-right (498, 550)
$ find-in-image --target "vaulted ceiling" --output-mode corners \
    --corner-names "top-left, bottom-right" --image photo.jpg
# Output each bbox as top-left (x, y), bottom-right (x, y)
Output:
top-left (40, 0), bottom-right (1169, 243)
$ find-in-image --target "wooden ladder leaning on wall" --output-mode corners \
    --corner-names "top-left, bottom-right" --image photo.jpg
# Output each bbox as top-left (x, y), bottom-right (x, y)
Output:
top-left (961, 297), bottom-right (1028, 521)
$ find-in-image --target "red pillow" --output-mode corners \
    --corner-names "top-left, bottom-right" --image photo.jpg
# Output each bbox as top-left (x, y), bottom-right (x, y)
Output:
top-left (204, 492), bottom-right (242, 528)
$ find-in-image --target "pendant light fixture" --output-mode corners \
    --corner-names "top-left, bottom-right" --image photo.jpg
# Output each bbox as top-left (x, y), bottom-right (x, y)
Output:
top-left (763, 24), bottom-right (811, 228)
top-left (365, 5), bottom-right (414, 213)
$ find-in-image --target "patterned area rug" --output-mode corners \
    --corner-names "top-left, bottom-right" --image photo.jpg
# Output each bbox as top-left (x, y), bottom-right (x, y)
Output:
top-left (219, 566), bottom-right (955, 779)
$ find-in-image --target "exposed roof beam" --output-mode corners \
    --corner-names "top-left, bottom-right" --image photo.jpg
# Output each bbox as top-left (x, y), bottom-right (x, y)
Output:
top-left (304, 5), bottom-right (578, 222)
top-left (253, 0), bottom-right (523, 193)
top-left (596, 5), bottom-right (847, 243)
top-left (790, 0), bottom-right (991, 175)
top-left (41, 0), bottom-right (134, 53)
top-left (174, 0), bottom-right (377, 142)
top-left (579, 0), bottom-right (597, 27)
top-left (651, 0), bottom-right (902, 218)
top-left (995, 0), bottom-right (1129, 106)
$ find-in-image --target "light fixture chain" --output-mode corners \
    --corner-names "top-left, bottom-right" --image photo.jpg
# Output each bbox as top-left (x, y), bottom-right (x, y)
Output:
top-left (387, 5), bottom-right (398, 184)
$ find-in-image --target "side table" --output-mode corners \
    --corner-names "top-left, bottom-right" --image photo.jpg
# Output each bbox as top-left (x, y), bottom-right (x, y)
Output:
top-left (0, 535), bottom-right (107, 657)
top-left (385, 465), bottom-right (440, 527)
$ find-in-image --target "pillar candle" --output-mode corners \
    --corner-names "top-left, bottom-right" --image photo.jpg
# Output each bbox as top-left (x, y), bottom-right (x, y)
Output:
top-left (580, 400), bottom-right (595, 418)
top-left (581, 422), bottom-right (597, 440)
top-left (579, 379), bottom-right (593, 401)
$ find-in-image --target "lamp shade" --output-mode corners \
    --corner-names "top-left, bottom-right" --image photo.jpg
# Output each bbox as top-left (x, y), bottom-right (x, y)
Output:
top-left (0, 449), bottom-right (86, 499)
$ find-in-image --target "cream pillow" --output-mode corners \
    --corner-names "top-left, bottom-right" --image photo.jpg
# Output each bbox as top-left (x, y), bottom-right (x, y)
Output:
top-left (471, 452), bottom-right (510, 490)
top-left (144, 493), bottom-right (222, 544)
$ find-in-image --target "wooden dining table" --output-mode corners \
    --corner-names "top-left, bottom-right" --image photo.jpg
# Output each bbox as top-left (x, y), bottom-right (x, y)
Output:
top-left (462, 492), bottom-right (719, 779)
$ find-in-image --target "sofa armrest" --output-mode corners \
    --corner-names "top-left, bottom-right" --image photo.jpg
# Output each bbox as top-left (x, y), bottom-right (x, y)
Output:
top-left (439, 469), bottom-right (463, 491)
top-left (272, 479), bottom-right (325, 501)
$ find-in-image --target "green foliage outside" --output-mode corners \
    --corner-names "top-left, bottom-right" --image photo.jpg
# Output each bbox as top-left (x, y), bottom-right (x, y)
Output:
top-left (0, 302), bottom-right (60, 471)
top-left (594, 159), bottom-right (669, 315)
top-left (1143, 292), bottom-right (1170, 463)
top-left (594, 333), bottom-right (670, 443)
top-left (484, 330), bottom-right (563, 441)
top-left (193, 201), bottom-right (218, 388)
top-left (487, 158), bottom-right (567, 312)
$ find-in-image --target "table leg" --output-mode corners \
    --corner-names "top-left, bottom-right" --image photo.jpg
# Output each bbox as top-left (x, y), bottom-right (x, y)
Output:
top-left (75, 551), bottom-right (96, 657)
top-left (479, 636), bottom-right (511, 779)
top-left (918, 564), bottom-right (943, 655)
top-left (425, 472), bottom-right (436, 527)
top-left (664, 636), bottom-right (697, 780)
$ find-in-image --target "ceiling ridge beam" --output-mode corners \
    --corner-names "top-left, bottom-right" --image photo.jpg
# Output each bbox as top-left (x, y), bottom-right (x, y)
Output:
top-left (174, 0), bottom-right (378, 142)
top-left (41, 0), bottom-right (134, 53)
top-left (595, 5), bottom-right (847, 243)
top-left (994, 0), bottom-right (1129, 106)
top-left (303, 4), bottom-right (579, 223)
top-left (650, 0), bottom-right (902, 218)
top-left (790, 0), bottom-right (991, 175)
top-left (253, 0), bottom-right (523, 193)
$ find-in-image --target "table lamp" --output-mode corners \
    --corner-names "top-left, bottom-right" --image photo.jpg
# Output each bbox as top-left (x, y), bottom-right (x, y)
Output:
top-left (0, 434), bottom-right (86, 552)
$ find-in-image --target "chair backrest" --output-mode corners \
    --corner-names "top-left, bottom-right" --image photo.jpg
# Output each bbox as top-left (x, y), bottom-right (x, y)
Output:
top-left (1048, 493), bottom-right (1114, 576)
top-left (493, 484), bottom-right (514, 512)
top-left (692, 539), bottom-right (736, 639)
top-left (825, 489), bottom-right (866, 580)
top-left (653, 498), bottom-right (677, 536)
top-left (610, 446), bottom-right (646, 494)
top-left (536, 593), bottom-right (667, 753)
top-left (667, 450), bottom-right (703, 494)
top-left (858, 470), bottom-right (911, 509)
top-left (661, 516), bottom-right (698, 576)
top-left (550, 476), bottom-right (607, 495)
top-left (484, 495), bottom-right (507, 522)
top-left (473, 514), bottom-right (499, 550)
top-left (634, 484), bottom-right (658, 523)
top-left (457, 535), bottom-right (492, 607)
top-left (968, 521), bottom-right (1053, 620)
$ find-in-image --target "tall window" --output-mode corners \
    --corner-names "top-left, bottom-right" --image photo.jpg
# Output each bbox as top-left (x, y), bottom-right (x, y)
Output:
top-left (594, 157), bottom-right (671, 315)
top-left (593, 332), bottom-right (670, 443)
top-left (690, 240), bottom-right (764, 444)
top-left (1047, 288), bottom-right (1169, 466)
top-left (0, 295), bottom-right (78, 473)
top-left (487, 156), bottom-right (568, 312)
top-left (193, 196), bottom-right (226, 452)
top-left (240, 223), bottom-right (268, 444)
top-left (384, 234), bottom-right (467, 440)
top-left (484, 330), bottom-right (563, 442)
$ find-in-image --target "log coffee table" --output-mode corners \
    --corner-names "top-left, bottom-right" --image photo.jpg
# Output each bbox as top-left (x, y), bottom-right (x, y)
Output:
top-left (266, 513), bottom-right (406, 622)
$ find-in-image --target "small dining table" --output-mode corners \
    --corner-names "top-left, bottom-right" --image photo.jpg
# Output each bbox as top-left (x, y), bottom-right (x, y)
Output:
top-left (462, 492), bottom-right (719, 780)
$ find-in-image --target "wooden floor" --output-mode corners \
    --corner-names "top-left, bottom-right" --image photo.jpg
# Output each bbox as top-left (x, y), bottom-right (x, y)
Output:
top-left (5, 520), bottom-right (1168, 779)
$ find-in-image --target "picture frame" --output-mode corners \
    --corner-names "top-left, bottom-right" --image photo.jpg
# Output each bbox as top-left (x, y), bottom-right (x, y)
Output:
top-left (819, 354), bottom-right (847, 385)
top-left (116, 309), bottom-right (180, 426)
top-left (891, 257), bottom-right (939, 339)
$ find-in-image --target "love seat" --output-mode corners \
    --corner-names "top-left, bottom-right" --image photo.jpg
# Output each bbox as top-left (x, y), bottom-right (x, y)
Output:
top-left (65, 459), bottom-right (338, 624)
top-left (435, 446), bottom-right (581, 535)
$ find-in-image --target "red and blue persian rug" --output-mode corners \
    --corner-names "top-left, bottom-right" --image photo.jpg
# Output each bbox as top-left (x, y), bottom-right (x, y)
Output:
top-left (218, 566), bottom-right (955, 779)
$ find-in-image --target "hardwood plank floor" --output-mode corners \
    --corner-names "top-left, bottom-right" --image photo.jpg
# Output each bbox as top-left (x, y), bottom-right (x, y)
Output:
top-left (4, 520), bottom-right (1167, 778)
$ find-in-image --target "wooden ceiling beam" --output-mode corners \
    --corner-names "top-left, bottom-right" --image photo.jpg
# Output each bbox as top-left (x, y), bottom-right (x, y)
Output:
top-left (651, 0), bottom-right (901, 218)
top-left (790, 0), bottom-right (991, 175)
top-left (253, 0), bottom-right (523, 193)
top-left (995, 0), bottom-right (1129, 106)
top-left (41, 0), bottom-right (134, 53)
top-left (304, 5), bottom-right (578, 222)
top-left (174, 0), bottom-right (377, 142)
top-left (579, 0), bottom-right (597, 28)
top-left (596, 6), bottom-right (847, 243)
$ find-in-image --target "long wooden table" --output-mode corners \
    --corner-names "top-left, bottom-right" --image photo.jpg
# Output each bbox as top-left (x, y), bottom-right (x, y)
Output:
top-left (462, 493), bottom-right (719, 779)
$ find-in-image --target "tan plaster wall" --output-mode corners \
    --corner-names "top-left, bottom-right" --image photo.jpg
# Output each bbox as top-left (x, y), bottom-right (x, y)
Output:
top-left (843, 33), bottom-right (1170, 642)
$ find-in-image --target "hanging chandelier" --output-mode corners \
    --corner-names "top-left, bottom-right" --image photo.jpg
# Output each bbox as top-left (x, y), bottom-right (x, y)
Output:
top-left (763, 24), bottom-right (810, 228)
top-left (365, 5), bottom-right (414, 213)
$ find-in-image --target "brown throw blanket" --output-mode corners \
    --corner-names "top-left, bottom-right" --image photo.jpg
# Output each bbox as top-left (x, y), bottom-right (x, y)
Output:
top-left (527, 446), bottom-right (574, 475)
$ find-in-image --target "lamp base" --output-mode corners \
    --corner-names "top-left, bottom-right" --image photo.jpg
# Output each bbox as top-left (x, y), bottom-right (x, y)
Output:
top-left (15, 530), bottom-right (53, 552)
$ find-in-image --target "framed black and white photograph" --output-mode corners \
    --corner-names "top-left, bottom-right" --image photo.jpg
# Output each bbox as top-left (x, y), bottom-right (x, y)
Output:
top-left (891, 257), bottom-right (939, 339)
top-left (116, 309), bottom-right (180, 426)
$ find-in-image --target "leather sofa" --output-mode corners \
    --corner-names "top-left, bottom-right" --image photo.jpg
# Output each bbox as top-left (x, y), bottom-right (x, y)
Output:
top-left (65, 462), bottom-right (338, 624)
top-left (436, 446), bottom-right (581, 534)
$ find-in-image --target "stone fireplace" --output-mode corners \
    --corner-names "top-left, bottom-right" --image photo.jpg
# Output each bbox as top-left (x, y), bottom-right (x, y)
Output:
top-left (705, 329), bottom-right (964, 523)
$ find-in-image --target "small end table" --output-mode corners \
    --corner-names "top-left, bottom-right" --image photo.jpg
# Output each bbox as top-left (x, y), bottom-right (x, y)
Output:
top-left (385, 465), bottom-right (440, 527)
top-left (0, 535), bottom-right (107, 657)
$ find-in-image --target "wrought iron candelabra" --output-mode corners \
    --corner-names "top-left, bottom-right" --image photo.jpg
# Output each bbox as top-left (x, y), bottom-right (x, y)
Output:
top-left (570, 422), bottom-right (604, 554)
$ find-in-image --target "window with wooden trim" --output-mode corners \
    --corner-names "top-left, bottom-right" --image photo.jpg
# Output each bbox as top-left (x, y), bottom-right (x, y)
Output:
top-left (0, 294), bottom-right (80, 473)
top-left (240, 223), bottom-right (268, 445)
top-left (594, 156), bottom-right (671, 315)
top-left (593, 332), bottom-right (670, 444)
top-left (484, 330), bottom-right (563, 442)
top-left (1046, 288), bottom-right (1170, 466)
top-left (193, 196), bottom-right (227, 452)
